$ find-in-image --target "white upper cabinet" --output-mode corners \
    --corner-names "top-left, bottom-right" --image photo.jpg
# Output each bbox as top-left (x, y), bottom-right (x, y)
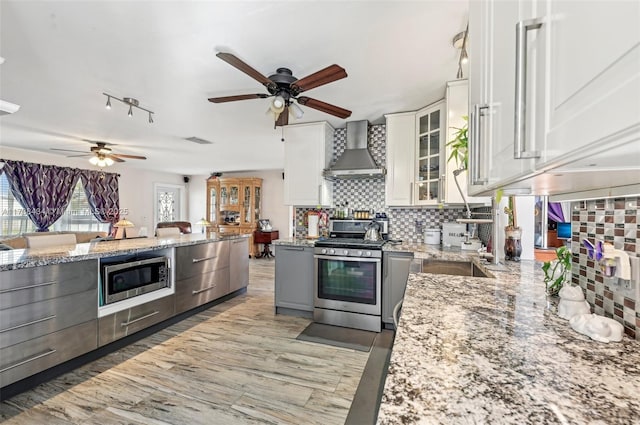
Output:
top-left (468, 0), bottom-right (539, 195)
top-left (414, 100), bottom-right (445, 205)
top-left (385, 112), bottom-right (415, 206)
top-left (443, 80), bottom-right (491, 205)
top-left (468, 0), bottom-right (640, 196)
top-left (283, 122), bottom-right (334, 206)
top-left (385, 85), bottom-right (489, 207)
top-left (540, 0), bottom-right (640, 168)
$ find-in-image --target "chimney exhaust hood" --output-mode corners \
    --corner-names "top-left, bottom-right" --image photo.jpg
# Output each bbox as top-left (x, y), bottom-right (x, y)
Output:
top-left (323, 120), bottom-right (386, 180)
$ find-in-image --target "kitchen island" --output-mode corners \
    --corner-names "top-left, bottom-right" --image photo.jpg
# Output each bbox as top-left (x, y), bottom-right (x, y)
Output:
top-left (376, 254), bottom-right (640, 424)
top-left (0, 233), bottom-right (251, 398)
top-left (0, 233), bottom-right (247, 271)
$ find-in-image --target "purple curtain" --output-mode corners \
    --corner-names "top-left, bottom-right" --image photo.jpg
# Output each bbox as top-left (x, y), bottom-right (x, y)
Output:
top-left (548, 202), bottom-right (565, 223)
top-left (80, 170), bottom-right (120, 235)
top-left (1, 160), bottom-right (80, 232)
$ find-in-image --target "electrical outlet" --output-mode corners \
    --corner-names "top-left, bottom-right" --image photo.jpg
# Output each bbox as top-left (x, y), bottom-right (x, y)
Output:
top-left (615, 256), bottom-right (640, 302)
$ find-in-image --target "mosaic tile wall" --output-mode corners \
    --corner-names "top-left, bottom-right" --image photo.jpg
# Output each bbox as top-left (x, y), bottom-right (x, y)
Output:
top-left (332, 125), bottom-right (387, 212)
top-left (570, 196), bottom-right (640, 340)
top-left (293, 123), bottom-right (466, 240)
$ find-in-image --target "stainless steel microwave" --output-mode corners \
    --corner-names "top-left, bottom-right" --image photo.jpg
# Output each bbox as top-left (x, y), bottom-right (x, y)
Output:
top-left (101, 256), bottom-right (170, 305)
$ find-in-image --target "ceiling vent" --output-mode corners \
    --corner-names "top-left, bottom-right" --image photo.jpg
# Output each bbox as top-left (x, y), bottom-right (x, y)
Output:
top-left (184, 136), bottom-right (213, 145)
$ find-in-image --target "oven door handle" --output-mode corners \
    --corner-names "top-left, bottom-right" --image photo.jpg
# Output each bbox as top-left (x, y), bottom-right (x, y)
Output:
top-left (314, 255), bottom-right (381, 263)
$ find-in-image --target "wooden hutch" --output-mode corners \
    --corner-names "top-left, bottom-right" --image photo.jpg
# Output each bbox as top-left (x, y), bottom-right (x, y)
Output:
top-left (206, 177), bottom-right (262, 257)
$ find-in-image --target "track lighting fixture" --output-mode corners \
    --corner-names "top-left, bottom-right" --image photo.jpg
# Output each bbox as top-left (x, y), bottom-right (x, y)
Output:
top-left (452, 23), bottom-right (469, 79)
top-left (103, 93), bottom-right (154, 123)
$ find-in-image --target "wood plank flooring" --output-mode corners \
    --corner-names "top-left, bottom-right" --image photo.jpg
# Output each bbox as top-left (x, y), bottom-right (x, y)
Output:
top-left (0, 259), bottom-right (370, 425)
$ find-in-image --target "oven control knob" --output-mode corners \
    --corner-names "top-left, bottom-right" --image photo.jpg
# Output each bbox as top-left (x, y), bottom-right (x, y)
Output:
top-left (329, 249), bottom-right (335, 255)
top-left (365, 251), bottom-right (372, 257)
top-left (357, 250), bottom-right (363, 257)
top-left (343, 249), bottom-right (349, 256)
top-left (321, 248), bottom-right (327, 254)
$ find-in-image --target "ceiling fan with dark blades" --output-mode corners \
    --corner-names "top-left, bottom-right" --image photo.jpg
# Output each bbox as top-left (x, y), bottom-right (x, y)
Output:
top-left (51, 141), bottom-right (146, 166)
top-left (208, 52), bottom-right (351, 126)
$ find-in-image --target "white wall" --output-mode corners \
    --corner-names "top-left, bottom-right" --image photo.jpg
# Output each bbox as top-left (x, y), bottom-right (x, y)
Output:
top-left (0, 146), bottom-right (186, 232)
top-left (188, 170), bottom-right (288, 235)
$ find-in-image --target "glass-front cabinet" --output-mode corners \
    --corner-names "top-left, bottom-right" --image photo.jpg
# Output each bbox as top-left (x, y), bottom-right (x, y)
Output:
top-left (414, 100), bottom-right (444, 205)
top-left (206, 176), bottom-right (262, 257)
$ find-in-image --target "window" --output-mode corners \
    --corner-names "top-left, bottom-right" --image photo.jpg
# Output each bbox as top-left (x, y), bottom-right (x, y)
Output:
top-left (0, 173), bottom-right (37, 235)
top-left (0, 174), bottom-right (109, 236)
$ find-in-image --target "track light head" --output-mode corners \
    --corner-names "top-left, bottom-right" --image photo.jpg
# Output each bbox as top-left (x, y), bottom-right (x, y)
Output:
top-left (103, 93), bottom-right (154, 123)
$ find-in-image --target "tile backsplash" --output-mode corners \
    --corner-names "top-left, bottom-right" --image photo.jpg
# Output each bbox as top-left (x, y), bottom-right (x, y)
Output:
top-left (571, 196), bottom-right (639, 340)
top-left (294, 123), bottom-right (465, 241)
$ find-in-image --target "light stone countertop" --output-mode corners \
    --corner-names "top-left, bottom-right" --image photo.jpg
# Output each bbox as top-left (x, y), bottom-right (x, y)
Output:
top-left (0, 233), bottom-right (249, 271)
top-left (377, 254), bottom-right (640, 424)
top-left (272, 237), bottom-right (316, 247)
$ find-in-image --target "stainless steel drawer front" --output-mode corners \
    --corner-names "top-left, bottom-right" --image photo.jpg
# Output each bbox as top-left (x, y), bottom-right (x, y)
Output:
top-left (174, 267), bottom-right (230, 314)
top-left (98, 295), bottom-right (174, 347)
top-left (0, 260), bottom-right (98, 310)
top-left (175, 241), bottom-right (229, 280)
top-left (0, 320), bottom-right (97, 387)
top-left (0, 289), bottom-right (98, 348)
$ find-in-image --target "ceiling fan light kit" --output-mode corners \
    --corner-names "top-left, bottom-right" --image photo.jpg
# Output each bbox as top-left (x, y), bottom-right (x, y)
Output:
top-left (208, 52), bottom-right (352, 127)
top-left (103, 93), bottom-right (154, 123)
top-left (51, 141), bottom-right (147, 168)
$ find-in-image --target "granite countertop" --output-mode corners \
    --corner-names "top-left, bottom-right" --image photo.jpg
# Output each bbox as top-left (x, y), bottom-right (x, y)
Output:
top-left (377, 256), bottom-right (640, 424)
top-left (272, 237), bottom-right (316, 247)
top-left (0, 233), bottom-right (248, 271)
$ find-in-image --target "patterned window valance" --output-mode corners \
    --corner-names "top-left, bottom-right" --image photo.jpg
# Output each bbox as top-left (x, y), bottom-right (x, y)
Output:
top-left (0, 159), bottom-right (120, 232)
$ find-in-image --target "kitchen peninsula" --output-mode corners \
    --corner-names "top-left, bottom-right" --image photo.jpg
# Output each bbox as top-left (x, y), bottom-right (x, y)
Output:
top-left (0, 233), bottom-right (250, 399)
top-left (377, 246), bottom-right (640, 424)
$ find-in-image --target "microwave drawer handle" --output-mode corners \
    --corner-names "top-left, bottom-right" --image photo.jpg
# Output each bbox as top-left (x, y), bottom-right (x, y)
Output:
top-left (192, 284), bottom-right (217, 295)
top-left (0, 280), bottom-right (57, 294)
top-left (192, 255), bottom-right (217, 263)
top-left (121, 310), bottom-right (160, 327)
top-left (0, 314), bottom-right (57, 333)
top-left (0, 349), bottom-right (57, 373)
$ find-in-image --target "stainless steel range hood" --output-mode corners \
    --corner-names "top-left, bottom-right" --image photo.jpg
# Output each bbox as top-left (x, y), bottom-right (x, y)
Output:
top-left (323, 120), bottom-right (386, 180)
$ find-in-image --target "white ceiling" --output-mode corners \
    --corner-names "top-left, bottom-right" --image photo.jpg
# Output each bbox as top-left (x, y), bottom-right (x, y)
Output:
top-left (0, 1), bottom-right (468, 176)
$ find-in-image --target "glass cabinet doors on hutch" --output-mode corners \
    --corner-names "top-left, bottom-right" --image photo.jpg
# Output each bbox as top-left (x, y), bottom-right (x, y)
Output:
top-left (206, 176), bottom-right (262, 257)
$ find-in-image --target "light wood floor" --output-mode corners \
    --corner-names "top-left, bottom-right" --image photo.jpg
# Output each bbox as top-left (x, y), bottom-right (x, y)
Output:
top-left (0, 259), bottom-right (370, 425)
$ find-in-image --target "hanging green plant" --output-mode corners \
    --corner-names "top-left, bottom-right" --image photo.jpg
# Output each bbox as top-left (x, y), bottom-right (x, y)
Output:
top-left (446, 116), bottom-right (468, 170)
top-left (542, 246), bottom-right (573, 296)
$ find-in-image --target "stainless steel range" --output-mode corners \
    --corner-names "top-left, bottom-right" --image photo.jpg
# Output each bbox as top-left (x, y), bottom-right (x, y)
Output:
top-left (313, 218), bottom-right (388, 332)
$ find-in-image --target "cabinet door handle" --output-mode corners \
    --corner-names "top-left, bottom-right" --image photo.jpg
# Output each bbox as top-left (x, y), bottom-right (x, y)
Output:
top-left (192, 284), bottom-right (217, 295)
top-left (470, 104), bottom-right (489, 185)
top-left (438, 174), bottom-right (445, 203)
top-left (0, 314), bottom-right (56, 333)
top-left (392, 299), bottom-right (403, 328)
top-left (409, 182), bottom-right (414, 204)
top-left (192, 255), bottom-right (217, 263)
top-left (121, 310), bottom-right (160, 327)
top-left (318, 185), bottom-right (322, 204)
top-left (0, 280), bottom-right (57, 294)
top-left (0, 349), bottom-right (57, 373)
top-left (514, 18), bottom-right (543, 159)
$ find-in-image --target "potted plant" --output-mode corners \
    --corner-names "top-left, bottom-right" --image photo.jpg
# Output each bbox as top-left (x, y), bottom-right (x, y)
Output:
top-left (446, 116), bottom-right (468, 171)
top-left (542, 245), bottom-right (572, 296)
top-left (503, 196), bottom-right (522, 261)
